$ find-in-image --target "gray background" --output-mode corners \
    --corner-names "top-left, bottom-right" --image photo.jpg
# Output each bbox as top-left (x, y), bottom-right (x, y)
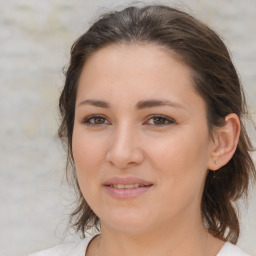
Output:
top-left (0, 0), bottom-right (255, 255)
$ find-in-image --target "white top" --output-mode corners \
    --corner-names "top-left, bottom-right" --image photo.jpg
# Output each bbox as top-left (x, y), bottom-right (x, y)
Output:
top-left (28, 236), bottom-right (252, 256)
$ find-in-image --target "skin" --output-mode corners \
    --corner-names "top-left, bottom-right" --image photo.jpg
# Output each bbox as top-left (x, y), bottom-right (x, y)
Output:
top-left (72, 44), bottom-right (240, 256)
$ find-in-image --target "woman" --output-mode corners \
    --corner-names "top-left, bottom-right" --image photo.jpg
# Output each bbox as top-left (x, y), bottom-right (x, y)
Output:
top-left (29, 4), bottom-right (255, 256)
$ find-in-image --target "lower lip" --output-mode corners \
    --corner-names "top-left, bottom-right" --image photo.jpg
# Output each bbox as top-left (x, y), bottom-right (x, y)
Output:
top-left (103, 185), bottom-right (153, 199)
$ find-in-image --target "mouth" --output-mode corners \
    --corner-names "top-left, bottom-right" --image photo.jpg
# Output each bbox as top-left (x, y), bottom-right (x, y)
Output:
top-left (107, 184), bottom-right (151, 189)
top-left (103, 177), bottom-right (153, 199)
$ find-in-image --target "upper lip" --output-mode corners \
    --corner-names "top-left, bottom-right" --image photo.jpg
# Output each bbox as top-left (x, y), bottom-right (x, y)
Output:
top-left (103, 177), bottom-right (153, 186)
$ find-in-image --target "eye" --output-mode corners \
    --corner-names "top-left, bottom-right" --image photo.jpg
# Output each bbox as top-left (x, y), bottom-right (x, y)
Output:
top-left (145, 115), bottom-right (175, 126)
top-left (82, 115), bottom-right (109, 126)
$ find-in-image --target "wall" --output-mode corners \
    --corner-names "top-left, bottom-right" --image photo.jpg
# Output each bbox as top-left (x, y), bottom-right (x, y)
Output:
top-left (0, 0), bottom-right (255, 255)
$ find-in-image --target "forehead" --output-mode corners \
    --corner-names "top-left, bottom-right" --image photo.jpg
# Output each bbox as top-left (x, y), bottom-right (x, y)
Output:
top-left (76, 43), bottom-right (205, 114)
top-left (78, 43), bottom-right (193, 90)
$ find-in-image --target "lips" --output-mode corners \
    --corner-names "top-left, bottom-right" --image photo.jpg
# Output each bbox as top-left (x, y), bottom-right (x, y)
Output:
top-left (103, 177), bottom-right (153, 199)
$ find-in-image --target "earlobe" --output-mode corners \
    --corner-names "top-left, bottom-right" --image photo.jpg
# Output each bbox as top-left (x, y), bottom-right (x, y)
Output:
top-left (208, 113), bottom-right (240, 171)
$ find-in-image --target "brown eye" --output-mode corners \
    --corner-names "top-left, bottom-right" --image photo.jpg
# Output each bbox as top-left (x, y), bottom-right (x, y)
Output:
top-left (152, 117), bottom-right (167, 125)
top-left (93, 116), bottom-right (106, 124)
top-left (83, 115), bottom-right (109, 126)
top-left (146, 115), bottom-right (175, 126)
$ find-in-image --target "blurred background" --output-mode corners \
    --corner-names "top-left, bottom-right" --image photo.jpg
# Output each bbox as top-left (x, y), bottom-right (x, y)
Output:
top-left (0, 0), bottom-right (255, 255)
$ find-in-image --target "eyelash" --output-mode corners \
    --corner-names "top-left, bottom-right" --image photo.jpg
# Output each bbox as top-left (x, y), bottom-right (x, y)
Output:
top-left (82, 114), bottom-right (175, 127)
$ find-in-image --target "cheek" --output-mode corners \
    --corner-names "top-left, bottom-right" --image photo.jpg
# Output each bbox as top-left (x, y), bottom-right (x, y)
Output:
top-left (150, 133), bottom-right (208, 167)
top-left (73, 125), bottom-right (106, 165)
top-left (72, 135), bottom-right (105, 214)
top-left (72, 129), bottom-right (106, 192)
top-left (147, 128), bottom-right (210, 189)
top-left (148, 134), bottom-right (209, 216)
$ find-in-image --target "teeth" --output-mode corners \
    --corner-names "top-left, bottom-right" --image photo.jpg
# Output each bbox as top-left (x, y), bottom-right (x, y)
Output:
top-left (112, 184), bottom-right (140, 189)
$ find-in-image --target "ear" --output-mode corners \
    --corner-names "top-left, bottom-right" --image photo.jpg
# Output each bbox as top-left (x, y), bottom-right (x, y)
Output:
top-left (208, 113), bottom-right (240, 171)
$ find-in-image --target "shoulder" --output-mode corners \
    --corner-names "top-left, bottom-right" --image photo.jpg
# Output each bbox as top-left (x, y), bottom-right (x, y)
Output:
top-left (27, 237), bottom-right (92, 256)
top-left (217, 242), bottom-right (252, 256)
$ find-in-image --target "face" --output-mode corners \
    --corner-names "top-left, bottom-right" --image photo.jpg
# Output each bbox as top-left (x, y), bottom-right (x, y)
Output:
top-left (72, 44), bottom-right (215, 235)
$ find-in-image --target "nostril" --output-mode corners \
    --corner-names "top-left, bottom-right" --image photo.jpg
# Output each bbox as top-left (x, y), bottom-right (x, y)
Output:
top-left (106, 144), bottom-right (145, 169)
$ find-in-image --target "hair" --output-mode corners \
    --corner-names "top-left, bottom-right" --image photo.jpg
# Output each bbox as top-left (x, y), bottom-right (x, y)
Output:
top-left (58, 4), bottom-right (256, 243)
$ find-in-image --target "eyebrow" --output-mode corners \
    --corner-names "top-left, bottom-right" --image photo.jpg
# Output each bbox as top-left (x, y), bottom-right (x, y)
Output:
top-left (78, 99), bottom-right (110, 108)
top-left (77, 99), bottom-right (185, 110)
top-left (136, 99), bottom-right (185, 110)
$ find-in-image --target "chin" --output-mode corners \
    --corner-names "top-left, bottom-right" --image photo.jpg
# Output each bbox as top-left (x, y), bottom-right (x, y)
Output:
top-left (100, 210), bottom-right (154, 235)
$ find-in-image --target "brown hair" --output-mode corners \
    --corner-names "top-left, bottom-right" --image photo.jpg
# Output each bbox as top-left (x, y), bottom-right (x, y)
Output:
top-left (58, 4), bottom-right (256, 243)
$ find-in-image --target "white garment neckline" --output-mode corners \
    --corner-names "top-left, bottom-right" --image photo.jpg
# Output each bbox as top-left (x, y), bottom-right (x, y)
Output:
top-left (84, 236), bottom-right (240, 256)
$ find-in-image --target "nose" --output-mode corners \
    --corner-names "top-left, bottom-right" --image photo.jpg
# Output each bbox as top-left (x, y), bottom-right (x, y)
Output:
top-left (106, 125), bottom-right (144, 169)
